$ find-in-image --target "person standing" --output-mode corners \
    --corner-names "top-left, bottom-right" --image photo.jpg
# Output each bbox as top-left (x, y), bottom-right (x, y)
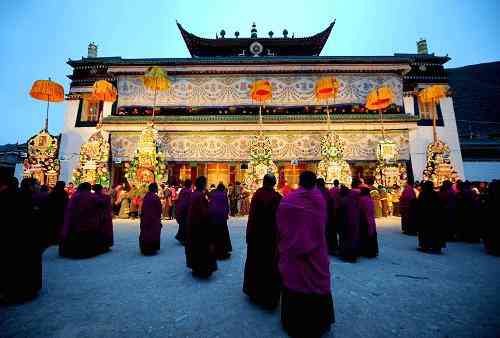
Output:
top-left (208, 183), bottom-right (232, 260)
top-left (185, 176), bottom-right (217, 278)
top-left (484, 180), bottom-right (500, 256)
top-left (317, 178), bottom-right (338, 256)
top-left (277, 171), bottom-right (335, 337)
top-left (46, 181), bottom-right (69, 247)
top-left (243, 174), bottom-right (282, 309)
top-left (338, 179), bottom-right (362, 262)
top-left (399, 179), bottom-right (417, 235)
top-left (139, 183), bottom-right (163, 255)
top-left (175, 179), bottom-right (192, 245)
top-left (0, 177), bottom-right (44, 303)
top-left (93, 184), bottom-right (114, 251)
top-left (229, 183), bottom-right (239, 216)
top-left (59, 182), bottom-right (103, 258)
top-left (416, 181), bottom-right (446, 253)
top-left (359, 187), bottom-right (379, 258)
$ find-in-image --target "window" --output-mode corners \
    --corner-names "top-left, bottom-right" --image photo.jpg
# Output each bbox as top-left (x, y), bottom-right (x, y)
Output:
top-left (75, 96), bottom-right (103, 127)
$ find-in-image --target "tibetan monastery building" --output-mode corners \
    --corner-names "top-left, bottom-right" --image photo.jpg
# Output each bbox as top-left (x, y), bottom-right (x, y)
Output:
top-left (59, 22), bottom-right (464, 187)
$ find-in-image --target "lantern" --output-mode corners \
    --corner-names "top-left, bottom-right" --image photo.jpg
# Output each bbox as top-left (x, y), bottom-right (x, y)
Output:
top-left (143, 66), bottom-right (171, 119)
top-left (250, 80), bottom-right (272, 103)
top-left (29, 78), bottom-right (65, 131)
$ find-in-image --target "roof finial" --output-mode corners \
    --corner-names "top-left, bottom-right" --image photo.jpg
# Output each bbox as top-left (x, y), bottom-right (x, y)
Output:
top-left (251, 22), bottom-right (257, 38)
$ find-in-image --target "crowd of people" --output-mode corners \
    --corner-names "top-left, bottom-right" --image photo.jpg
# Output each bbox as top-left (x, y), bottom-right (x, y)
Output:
top-left (1, 170), bottom-right (499, 337)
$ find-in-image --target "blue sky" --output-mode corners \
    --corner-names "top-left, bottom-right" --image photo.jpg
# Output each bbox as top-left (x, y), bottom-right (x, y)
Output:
top-left (0, 0), bottom-right (499, 144)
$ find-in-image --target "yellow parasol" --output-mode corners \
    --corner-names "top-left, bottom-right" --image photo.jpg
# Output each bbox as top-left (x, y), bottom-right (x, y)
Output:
top-left (29, 78), bottom-right (64, 131)
top-left (315, 76), bottom-right (340, 130)
top-left (249, 80), bottom-right (272, 130)
top-left (89, 80), bottom-right (117, 125)
top-left (418, 85), bottom-right (447, 141)
top-left (366, 86), bottom-right (395, 139)
top-left (143, 66), bottom-right (171, 120)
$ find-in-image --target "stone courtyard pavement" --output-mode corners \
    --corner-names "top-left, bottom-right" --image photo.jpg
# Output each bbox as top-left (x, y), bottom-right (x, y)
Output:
top-left (1, 217), bottom-right (499, 338)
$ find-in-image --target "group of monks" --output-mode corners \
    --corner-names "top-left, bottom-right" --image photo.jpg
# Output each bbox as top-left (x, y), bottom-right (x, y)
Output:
top-left (399, 178), bottom-right (500, 255)
top-left (2, 170), bottom-right (499, 337)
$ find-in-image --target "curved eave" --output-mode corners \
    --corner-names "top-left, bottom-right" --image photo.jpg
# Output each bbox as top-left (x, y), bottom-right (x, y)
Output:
top-left (176, 20), bottom-right (335, 57)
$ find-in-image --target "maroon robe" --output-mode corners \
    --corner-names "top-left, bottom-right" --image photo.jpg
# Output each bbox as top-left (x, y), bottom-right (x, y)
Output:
top-left (338, 188), bottom-right (362, 262)
top-left (175, 188), bottom-right (192, 244)
top-left (46, 189), bottom-right (68, 246)
top-left (277, 187), bottom-right (334, 337)
top-left (319, 186), bottom-right (338, 255)
top-left (139, 192), bottom-right (162, 255)
top-left (59, 191), bottom-right (102, 258)
top-left (243, 187), bottom-right (282, 309)
top-left (359, 194), bottom-right (378, 258)
top-left (400, 185), bottom-right (417, 235)
top-left (95, 192), bottom-right (114, 249)
top-left (185, 190), bottom-right (217, 278)
top-left (208, 191), bottom-right (232, 259)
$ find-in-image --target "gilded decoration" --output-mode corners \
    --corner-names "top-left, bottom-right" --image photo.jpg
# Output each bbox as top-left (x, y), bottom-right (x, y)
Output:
top-left (24, 130), bottom-right (60, 187)
top-left (124, 124), bottom-right (167, 185)
top-left (117, 74), bottom-right (403, 108)
top-left (422, 140), bottom-right (459, 186)
top-left (245, 133), bottom-right (278, 190)
top-left (110, 131), bottom-right (410, 162)
top-left (316, 132), bottom-right (351, 186)
top-left (72, 130), bottom-right (110, 187)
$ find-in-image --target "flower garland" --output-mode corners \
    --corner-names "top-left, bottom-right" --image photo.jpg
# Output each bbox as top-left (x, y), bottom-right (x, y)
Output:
top-left (25, 131), bottom-right (60, 174)
top-left (422, 140), bottom-right (459, 186)
top-left (72, 130), bottom-right (110, 187)
top-left (320, 132), bottom-right (345, 162)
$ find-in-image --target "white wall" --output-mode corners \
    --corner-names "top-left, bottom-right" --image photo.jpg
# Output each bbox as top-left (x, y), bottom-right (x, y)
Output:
top-left (463, 161), bottom-right (500, 181)
top-left (408, 96), bottom-right (464, 181)
top-left (58, 99), bottom-right (98, 183)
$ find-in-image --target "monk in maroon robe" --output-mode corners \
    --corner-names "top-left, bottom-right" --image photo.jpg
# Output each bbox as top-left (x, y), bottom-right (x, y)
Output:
top-left (338, 179), bottom-right (362, 262)
top-left (208, 183), bottom-right (232, 260)
top-left (359, 187), bottom-right (379, 258)
top-left (399, 180), bottom-right (417, 235)
top-left (277, 171), bottom-right (335, 337)
top-left (59, 182), bottom-right (103, 258)
top-left (175, 179), bottom-right (192, 245)
top-left (416, 181), bottom-right (446, 253)
top-left (317, 178), bottom-right (338, 255)
top-left (243, 174), bottom-right (282, 309)
top-left (1, 177), bottom-right (44, 303)
top-left (139, 183), bottom-right (163, 255)
top-left (185, 176), bottom-right (217, 278)
top-left (484, 180), bottom-right (500, 256)
top-left (46, 181), bottom-right (68, 246)
top-left (93, 184), bottom-right (114, 250)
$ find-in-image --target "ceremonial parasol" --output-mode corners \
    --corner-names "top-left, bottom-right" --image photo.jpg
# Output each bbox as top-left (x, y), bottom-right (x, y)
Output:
top-left (29, 78), bottom-right (64, 131)
top-left (89, 80), bottom-right (117, 124)
top-left (366, 86), bottom-right (395, 139)
top-left (143, 66), bottom-right (171, 120)
top-left (249, 80), bottom-right (272, 130)
top-left (315, 76), bottom-right (340, 130)
top-left (418, 85), bottom-right (447, 142)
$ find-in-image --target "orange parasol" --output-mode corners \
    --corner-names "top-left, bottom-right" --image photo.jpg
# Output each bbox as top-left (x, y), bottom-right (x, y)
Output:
top-left (29, 78), bottom-right (64, 131)
top-left (418, 85), bottom-right (448, 141)
top-left (366, 86), bottom-right (395, 139)
top-left (143, 66), bottom-right (171, 120)
top-left (315, 76), bottom-right (340, 130)
top-left (249, 80), bottom-right (272, 129)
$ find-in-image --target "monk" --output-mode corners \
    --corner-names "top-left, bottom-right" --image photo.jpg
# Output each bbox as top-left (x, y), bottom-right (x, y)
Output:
top-left (139, 183), bottom-right (163, 255)
top-left (484, 180), bottom-right (500, 256)
top-left (359, 187), bottom-right (379, 258)
top-left (243, 174), bottom-right (282, 309)
top-left (416, 181), bottom-right (446, 253)
top-left (438, 180), bottom-right (458, 241)
top-left (185, 176), bottom-right (217, 278)
top-left (94, 184), bottom-right (114, 251)
top-left (175, 179), bottom-right (192, 245)
top-left (399, 179), bottom-right (417, 235)
top-left (317, 178), bottom-right (338, 255)
top-left (46, 181), bottom-right (69, 246)
top-left (1, 177), bottom-right (44, 303)
top-left (277, 171), bottom-right (335, 337)
top-left (208, 183), bottom-right (232, 260)
top-left (338, 179), bottom-right (362, 262)
top-left (59, 182), bottom-right (104, 258)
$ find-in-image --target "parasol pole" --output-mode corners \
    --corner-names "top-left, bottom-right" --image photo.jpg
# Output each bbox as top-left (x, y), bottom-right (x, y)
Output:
top-left (152, 78), bottom-right (158, 123)
top-left (45, 95), bottom-right (50, 131)
top-left (432, 99), bottom-right (438, 142)
top-left (379, 109), bottom-right (386, 140)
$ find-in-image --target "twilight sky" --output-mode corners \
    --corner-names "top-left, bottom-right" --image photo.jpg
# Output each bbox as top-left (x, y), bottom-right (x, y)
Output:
top-left (0, 0), bottom-right (499, 144)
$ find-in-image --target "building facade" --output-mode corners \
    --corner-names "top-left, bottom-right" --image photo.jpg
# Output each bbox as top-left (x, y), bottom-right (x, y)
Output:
top-left (59, 23), bottom-right (464, 187)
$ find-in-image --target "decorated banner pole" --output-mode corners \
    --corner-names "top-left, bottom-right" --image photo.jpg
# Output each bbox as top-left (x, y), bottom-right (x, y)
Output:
top-left (315, 76), bottom-right (339, 132)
